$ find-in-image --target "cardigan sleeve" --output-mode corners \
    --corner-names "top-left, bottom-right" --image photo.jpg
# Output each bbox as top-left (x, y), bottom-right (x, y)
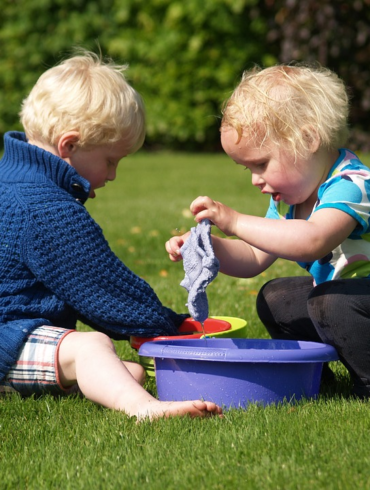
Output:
top-left (22, 199), bottom-right (184, 338)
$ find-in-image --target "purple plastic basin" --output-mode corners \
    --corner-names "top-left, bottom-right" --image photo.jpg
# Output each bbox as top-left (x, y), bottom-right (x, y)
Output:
top-left (139, 338), bottom-right (338, 409)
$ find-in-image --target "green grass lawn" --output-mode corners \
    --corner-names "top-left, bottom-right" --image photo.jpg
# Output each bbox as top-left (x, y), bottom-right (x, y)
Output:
top-left (1, 151), bottom-right (370, 489)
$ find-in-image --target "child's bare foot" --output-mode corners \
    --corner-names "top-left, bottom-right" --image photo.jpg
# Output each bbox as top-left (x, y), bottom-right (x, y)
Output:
top-left (136, 399), bottom-right (223, 421)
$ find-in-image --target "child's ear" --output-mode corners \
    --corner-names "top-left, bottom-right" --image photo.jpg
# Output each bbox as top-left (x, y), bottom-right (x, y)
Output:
top-left (57, 132), bottom-right (81, 158)
top-left (301, 125), bottom-right (320, 154)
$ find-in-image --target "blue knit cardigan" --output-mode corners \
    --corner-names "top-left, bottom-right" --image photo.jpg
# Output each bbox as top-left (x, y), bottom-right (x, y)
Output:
top-left (0, 132), bottom-right (185, 381)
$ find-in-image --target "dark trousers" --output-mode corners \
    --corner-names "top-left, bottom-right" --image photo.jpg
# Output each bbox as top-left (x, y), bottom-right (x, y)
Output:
top-left (256, 276), bottom-right (370, 397)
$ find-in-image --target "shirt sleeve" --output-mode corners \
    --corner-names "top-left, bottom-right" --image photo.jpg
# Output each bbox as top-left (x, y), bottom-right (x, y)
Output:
top-left (22, 200), bottom-right (182, 338)
top-left (314, 172), bottom-right (370, 235)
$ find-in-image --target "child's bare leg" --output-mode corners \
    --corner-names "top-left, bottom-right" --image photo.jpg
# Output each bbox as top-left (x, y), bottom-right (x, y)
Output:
top-left (122, 360), bottom-right (146, 386)
top-left (58, 331), bottom-right (222, 420)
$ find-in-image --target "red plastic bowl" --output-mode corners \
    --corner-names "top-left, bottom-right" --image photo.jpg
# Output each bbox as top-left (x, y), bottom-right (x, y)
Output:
top-left (130, 317), bottom-right (231, 350)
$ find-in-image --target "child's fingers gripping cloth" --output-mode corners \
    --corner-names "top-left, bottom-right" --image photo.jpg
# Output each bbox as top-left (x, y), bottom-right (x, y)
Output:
top-left (180, 219), bottom-right (220, 323)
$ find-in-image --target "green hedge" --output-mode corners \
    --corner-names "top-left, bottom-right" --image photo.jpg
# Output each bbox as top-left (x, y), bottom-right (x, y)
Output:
top-left (1, 0), bottom-right (369, 151)
top-left (0, 0), bottom-right (271, 150)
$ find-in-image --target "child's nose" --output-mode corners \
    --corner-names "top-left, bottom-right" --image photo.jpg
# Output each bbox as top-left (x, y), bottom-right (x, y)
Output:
top-left (251, 172), bottom-right (264, 186)
top-left (107, 168), bottom-right (117, 181)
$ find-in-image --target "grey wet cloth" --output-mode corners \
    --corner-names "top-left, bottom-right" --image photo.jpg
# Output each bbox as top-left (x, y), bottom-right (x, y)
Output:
top-left (180, 219), bottom-right (220, 323)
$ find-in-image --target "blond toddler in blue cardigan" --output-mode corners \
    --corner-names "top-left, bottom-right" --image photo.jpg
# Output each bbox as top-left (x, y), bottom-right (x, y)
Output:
top-left (0, 50), bottom-right (222, 420)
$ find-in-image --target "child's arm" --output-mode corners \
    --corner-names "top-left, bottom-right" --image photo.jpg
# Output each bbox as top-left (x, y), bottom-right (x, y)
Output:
top-left (25, 201), bottom-right (185, 338)
top-left (166, 230), bottom-right (276, 277)
top-left (190, 195), bottom-right (357, 270)
top-left (167, 195), bottom-right (358, 279)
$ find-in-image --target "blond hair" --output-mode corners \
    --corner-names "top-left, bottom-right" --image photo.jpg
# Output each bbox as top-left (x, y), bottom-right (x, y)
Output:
top-left (221, 64), bottom-right (349, 158)
top-left (20, 49), bottom-right (145, 153)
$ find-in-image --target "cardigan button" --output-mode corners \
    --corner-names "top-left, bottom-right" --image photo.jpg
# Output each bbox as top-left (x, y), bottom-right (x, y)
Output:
top-left (72, 183), bottom-right (83, 190)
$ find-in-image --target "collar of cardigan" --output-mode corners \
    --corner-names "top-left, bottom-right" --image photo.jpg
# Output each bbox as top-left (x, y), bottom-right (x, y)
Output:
top-left (1, 131), bottom-right (90, 204)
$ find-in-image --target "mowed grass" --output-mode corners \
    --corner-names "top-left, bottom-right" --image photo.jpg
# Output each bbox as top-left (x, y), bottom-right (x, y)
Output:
top-left (1, 151), bottom-right (370, 489)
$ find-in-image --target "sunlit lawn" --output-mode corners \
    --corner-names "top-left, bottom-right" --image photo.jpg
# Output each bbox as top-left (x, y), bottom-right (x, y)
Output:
top-left (1, 150), bottom-right (370, 489)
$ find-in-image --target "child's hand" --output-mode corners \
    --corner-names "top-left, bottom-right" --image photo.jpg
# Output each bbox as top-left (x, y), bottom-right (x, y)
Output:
top-left (165, 232), bottom-right (190, 262)
top-left (190, 196), bottom-right (238, 236)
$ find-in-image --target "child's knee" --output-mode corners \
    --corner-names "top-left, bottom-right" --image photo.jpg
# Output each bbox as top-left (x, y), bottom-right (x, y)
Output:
top-left (307, 282), bottom-right (342, 322)
top-left (256, 279), bottom-right (279, 322)
top-left (85, 331), bottom-right (116, 350)
top-left (59, 331), bottom-right (116, 370)
top-left (58, 330), bottom-right (117, 386)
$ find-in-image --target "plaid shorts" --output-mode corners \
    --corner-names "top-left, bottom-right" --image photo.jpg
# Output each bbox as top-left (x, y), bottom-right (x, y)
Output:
top-left (0, 325), bottom-right (77, 396)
